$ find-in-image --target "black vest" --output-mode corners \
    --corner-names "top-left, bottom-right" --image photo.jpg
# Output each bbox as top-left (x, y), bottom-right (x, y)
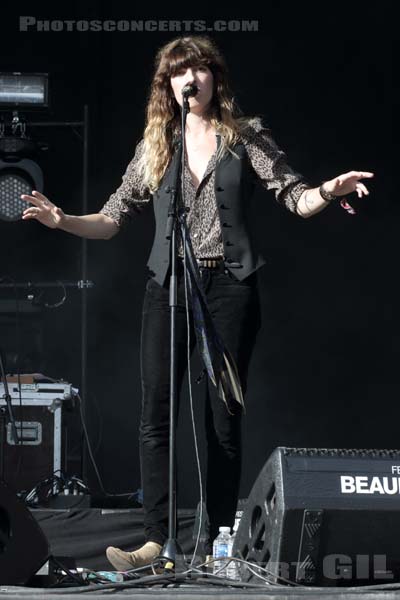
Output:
top-left (147, 141), bottom-right (266, 286)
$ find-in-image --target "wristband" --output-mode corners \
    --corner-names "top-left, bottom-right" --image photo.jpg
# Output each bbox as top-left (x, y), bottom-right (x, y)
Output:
top-left (319, 183), bottom-right (336, 202)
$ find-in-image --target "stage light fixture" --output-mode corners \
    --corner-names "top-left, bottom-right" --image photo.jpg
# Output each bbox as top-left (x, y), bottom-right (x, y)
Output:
top-left (0, 73), bottom-right (48, 109)
top-left (0, 158), bottom-right (43, 222)
top-left (0, 96), bottom-right (45, 222)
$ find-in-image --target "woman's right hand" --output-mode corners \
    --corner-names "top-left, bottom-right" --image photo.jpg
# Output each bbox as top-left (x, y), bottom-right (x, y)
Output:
top-left (21, 190), bottom-right (65, 229)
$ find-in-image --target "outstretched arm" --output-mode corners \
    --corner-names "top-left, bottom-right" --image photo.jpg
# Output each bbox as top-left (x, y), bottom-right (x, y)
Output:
top-left (21, 190), bottom-right (119, 239)
top-left (21, 139), bottom-right (150, 238)
top-left (242, 120), bottom-right (374, 218)
top-left (296, 170), bottom-right (374, 218)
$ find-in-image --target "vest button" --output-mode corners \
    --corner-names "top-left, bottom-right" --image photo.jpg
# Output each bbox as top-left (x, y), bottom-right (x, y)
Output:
top-left (222, 222), bottom-right (231, 227)
top-left (226, 241), bottom-right (233, 246)
top-left (219, 204), bottom-right (229, 209)
top-left (216, 186), bottom-right (224, 192)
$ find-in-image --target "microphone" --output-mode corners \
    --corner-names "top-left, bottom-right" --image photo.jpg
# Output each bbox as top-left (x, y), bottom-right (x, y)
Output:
top-left (182, 83), bottom-right (198, 98)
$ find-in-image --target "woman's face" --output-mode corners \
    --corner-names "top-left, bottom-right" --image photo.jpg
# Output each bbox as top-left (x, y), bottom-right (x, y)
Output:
top-left (170, 64), bottom-right (214, 114)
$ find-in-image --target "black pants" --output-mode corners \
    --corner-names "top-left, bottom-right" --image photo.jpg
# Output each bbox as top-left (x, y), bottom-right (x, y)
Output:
top-left (139, 264), bottom-right (261, 554)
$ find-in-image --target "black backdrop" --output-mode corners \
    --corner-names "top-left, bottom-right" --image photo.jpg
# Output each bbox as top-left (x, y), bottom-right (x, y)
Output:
top-left (0, 2), bottom-right (397, 507)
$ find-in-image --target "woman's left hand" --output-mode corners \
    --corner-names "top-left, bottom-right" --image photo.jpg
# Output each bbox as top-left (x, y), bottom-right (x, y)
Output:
top-left (323, 171), bottom-right (374, 198)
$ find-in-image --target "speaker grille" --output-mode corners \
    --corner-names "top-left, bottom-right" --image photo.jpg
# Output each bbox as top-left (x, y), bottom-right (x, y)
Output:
top-left (282, 447), bottom-right (400, 458)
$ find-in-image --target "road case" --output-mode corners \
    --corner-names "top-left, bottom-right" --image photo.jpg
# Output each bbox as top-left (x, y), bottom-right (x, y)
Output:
top-left (0, 380), bottom-right (80, 493)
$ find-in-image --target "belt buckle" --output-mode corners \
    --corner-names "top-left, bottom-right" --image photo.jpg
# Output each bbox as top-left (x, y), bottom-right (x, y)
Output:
top-left (197, 257), bottom-right (223, 269)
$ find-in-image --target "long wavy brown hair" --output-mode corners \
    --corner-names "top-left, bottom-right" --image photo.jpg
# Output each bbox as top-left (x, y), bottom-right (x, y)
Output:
top-left (138, 35), bottom-right (252, 192)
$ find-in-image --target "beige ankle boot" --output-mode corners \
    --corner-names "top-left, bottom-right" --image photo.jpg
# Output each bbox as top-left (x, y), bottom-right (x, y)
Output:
top-left (106, 541), bottom-right (162, 571)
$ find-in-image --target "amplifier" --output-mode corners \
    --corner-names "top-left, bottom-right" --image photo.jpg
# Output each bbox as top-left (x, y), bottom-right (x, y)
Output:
top-left (0, 381), bottom-right (81, 493)
top-left (234, 447), bottom-right (400, 586)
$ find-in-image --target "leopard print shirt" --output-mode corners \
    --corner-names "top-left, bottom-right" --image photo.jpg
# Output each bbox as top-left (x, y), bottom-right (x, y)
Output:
top-left (99, 119), bottom-right (311, 258)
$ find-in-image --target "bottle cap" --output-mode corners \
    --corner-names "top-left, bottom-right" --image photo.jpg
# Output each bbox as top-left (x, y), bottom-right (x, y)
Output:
top-left (219, 526), bottom-right (231, 533)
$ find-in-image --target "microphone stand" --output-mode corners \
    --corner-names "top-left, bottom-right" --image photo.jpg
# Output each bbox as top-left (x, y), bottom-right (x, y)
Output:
top-left (161, 89), bottom-right (193, 570)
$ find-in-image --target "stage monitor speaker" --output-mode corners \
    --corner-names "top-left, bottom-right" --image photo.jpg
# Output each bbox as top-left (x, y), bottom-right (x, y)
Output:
top-left (0, 480), bottom-right (50, 585)
top-left (233, 447), bottom-right (400, 587)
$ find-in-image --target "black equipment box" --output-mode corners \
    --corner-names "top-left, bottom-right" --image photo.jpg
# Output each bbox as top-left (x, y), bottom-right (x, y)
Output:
top-left (234, 447), bottom-right (400, 586)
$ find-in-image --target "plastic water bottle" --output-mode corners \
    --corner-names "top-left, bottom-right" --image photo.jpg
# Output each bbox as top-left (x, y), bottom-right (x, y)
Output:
top-left (227, 520), bottom-right (240, 580)
top-left (212, 526), bottom-right (231, 576)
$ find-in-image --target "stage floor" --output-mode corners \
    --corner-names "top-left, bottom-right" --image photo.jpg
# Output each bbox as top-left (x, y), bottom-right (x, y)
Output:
top-left (2, 582), bottom-right (400, 600)
top-left (1, 507), bottom-right (400, 599)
